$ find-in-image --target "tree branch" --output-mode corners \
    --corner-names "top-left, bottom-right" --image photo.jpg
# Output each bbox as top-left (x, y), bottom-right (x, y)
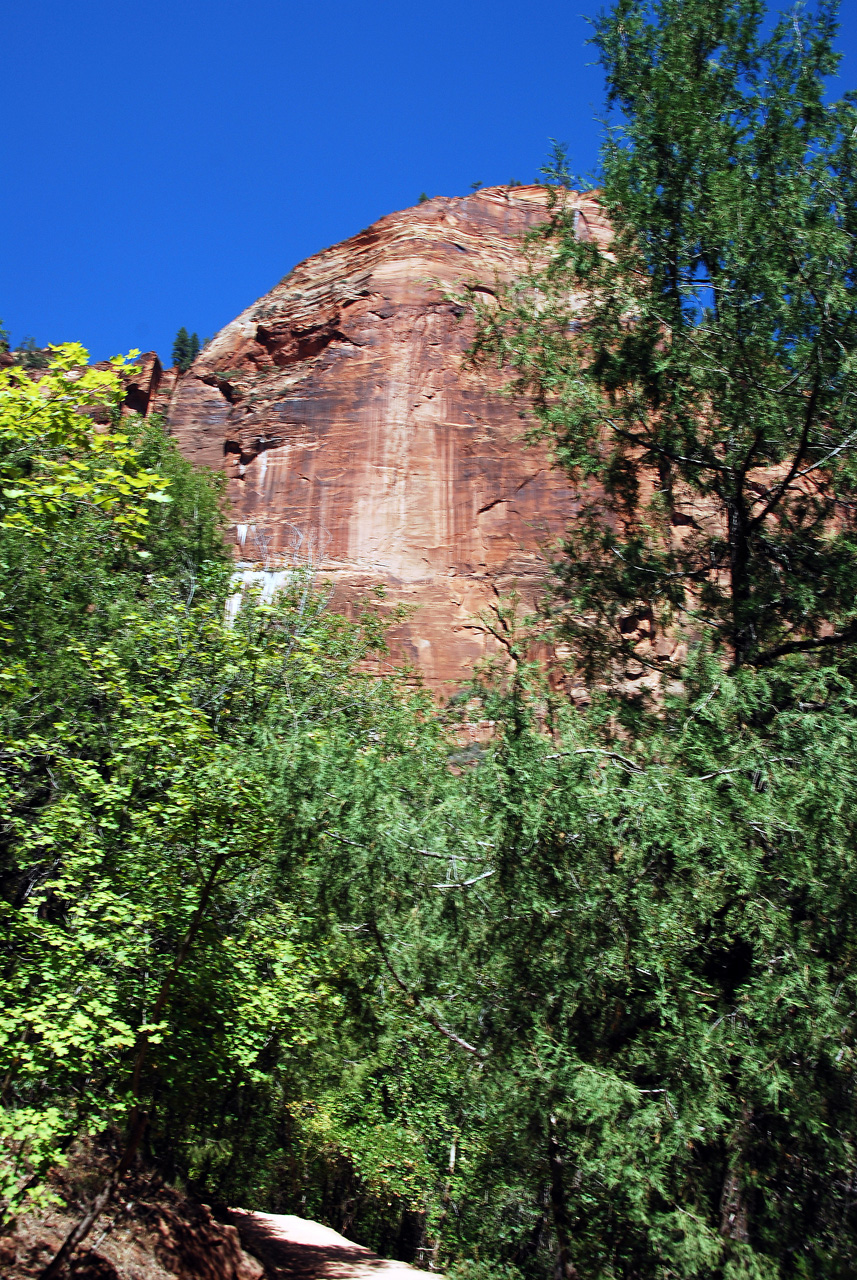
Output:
top-left (753, 624), bottom-right (857, 667)
top-left (748, 372), bottom-right (820, 529)
top-left (369, 921), bottom-right (486, 1059)
top-left (545, 747), bottom-right (645, 773)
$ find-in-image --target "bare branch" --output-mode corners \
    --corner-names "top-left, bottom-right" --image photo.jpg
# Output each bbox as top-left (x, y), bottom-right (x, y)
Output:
top-left (748, 373), bottom-right (821, 529)
top-left (432, 868), bottom-right (496, 889)
top-left (753, 625), bottom-right (857, 666)
top-left (546, 747), bottom-right (645, 773)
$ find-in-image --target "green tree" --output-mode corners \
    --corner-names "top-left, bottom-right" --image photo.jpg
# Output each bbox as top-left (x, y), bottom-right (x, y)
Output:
top-left (451, 660), bottom-right (857, 1278)
top-left (406, 1), bottom-right (857, 1274)
top-left (0, 344), bottom-right (172, 554)
top-left (475, 0), bottom-right (857, 687)
top-left (0, 343), bottom-right (474, 1275)
top-left (172, 327), bottom-right (200, 372)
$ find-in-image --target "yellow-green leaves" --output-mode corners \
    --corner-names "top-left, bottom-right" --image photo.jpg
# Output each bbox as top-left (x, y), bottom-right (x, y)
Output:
top-left (0, 343), bottom-right (171, 543)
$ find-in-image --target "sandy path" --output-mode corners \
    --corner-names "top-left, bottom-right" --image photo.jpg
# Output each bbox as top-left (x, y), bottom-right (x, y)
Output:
top-left (228, 1210), bottom-right (431, 1280)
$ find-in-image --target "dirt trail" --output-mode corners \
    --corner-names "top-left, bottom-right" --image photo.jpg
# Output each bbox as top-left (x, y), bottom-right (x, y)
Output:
top-left (228, 1210), bottom-right (432, 1280)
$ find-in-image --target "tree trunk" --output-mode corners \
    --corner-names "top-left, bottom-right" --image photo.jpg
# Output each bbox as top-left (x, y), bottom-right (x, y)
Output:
top-left (727, 493), bottom-right (753, 667)
top-left (720, 1105), bottom-right (752, 1244)
top-left (719, 1164), bottom-right (750, 1243)
top-left (548, 1115), bottom-right (579, 1280)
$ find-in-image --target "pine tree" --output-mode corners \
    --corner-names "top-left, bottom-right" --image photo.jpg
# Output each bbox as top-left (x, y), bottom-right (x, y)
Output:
top-left (14, 336), bottom-right (49, 370)
top-left (171, 326), bottom-right (199, 372)
top-left (171, 326), bottom-right (189, 370)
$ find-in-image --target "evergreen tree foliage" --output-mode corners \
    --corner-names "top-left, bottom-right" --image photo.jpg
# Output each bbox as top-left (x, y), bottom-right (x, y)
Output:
top-left (13, 336), bottom-right (50, 370)
top-left (422, 659), bottom-right (857, 1277)
top-left (419, 1), bottom-right (857, 1273)
top-left (473, 0), bottom-right (857, 686)
top-left (171, 327), bottom-right (200, 372)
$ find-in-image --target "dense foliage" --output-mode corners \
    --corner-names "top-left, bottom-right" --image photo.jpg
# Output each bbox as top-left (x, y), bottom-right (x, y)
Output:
top-left (0, 350), bottom-right (459, 1266)
top-left (407, 660), bottom-right (857, 1279)
top-left (446, 1), bottom-right (857, 1274)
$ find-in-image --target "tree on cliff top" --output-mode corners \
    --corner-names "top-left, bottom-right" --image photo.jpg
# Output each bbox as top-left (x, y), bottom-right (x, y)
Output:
top-left (476, 0), bottom-right (857, 689)
top-left (172, 327), bottom-right (200, 372)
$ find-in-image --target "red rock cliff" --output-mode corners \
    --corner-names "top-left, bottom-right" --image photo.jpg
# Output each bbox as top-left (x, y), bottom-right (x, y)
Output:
top-left (167, 186), bottom-right (607, 691)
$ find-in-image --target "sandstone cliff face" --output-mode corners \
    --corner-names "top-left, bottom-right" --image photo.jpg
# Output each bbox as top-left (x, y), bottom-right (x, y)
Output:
top-left (121, 351), bottom-right (179, 418)
top-left (167, 186), bottom-right (608, 691)
top-left (117, 350), bottom-right (179, 417)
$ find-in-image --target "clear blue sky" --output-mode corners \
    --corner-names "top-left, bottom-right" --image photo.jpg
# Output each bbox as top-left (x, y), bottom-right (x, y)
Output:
top-left (2, 1), bottom-right (856, 365)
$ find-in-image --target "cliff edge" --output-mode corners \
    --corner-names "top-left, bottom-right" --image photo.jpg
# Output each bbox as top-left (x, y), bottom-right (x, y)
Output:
top-left (167, 186), bottom-right (607, 690)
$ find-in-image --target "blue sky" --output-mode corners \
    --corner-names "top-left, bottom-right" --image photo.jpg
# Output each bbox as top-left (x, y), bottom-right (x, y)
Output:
top-left (2, 1), bottom-right (856, 365)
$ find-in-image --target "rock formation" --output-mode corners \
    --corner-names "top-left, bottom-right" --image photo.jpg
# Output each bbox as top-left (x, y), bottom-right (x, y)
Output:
top-left (119, 350), bottom-right (178, 418)
top-left (167, 186), bottom-right (608, 692)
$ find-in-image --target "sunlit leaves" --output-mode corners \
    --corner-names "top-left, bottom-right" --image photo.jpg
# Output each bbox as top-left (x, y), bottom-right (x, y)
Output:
top-left (0, 344), bottom-right (171, 544)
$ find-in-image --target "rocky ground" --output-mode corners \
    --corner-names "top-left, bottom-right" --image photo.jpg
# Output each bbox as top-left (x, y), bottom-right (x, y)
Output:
top-left (0, 1142), bottom-right (260, 1280)
top-left (2, 1203), bottom-right (429, 1280)
top-left (228, 1211), bottom-right (428, 1280)
top-left (1, 1143), bottom-right (430, 1280)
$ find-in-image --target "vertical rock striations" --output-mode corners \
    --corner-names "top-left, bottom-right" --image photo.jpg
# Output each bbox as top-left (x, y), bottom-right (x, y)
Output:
top-left (167, 186), bottom-right (608, 691)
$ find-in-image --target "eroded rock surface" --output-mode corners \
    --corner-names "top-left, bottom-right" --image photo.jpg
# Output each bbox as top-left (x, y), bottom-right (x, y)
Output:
top-left (167, 186), bottom-right (608, 691)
